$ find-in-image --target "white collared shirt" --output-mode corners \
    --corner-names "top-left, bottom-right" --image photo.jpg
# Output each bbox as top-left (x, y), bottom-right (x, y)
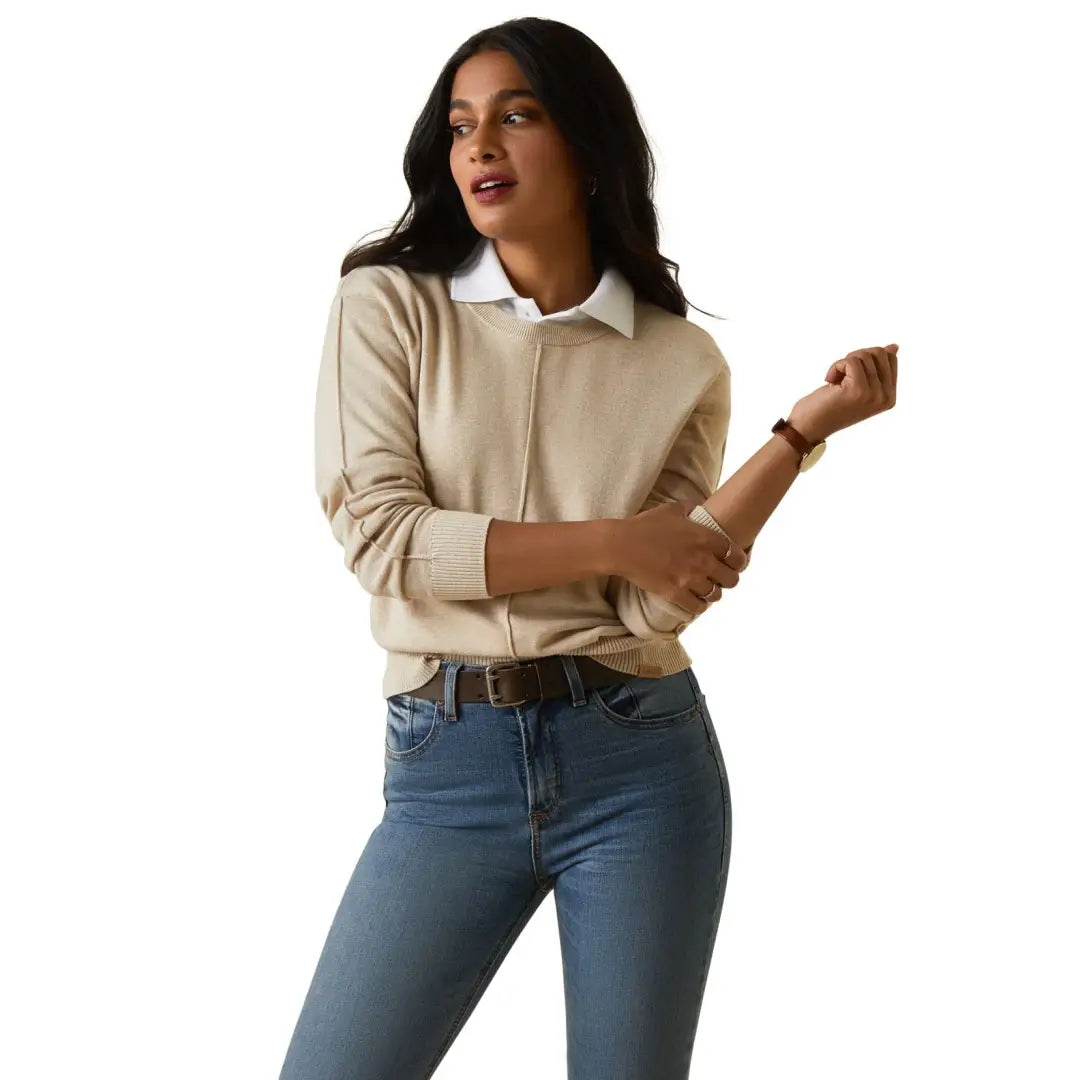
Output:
top-left (448, 235), bottom-right (636, 338)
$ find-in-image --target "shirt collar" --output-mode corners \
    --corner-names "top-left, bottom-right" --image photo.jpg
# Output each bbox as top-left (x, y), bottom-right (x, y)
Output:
top-left (449, 235), bottom-right (635, 338)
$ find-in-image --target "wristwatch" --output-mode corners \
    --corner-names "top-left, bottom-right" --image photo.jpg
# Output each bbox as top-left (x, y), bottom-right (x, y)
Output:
top-left (772, 417), bottom-right (826, 472)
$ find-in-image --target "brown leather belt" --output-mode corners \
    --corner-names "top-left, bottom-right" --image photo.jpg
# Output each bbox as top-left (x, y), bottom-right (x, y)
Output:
top-left (407, 655), bottom-right (632, 708)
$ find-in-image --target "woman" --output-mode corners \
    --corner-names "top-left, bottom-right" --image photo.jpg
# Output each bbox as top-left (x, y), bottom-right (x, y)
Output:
top-left (280, 17), bottom-right (898, 1080)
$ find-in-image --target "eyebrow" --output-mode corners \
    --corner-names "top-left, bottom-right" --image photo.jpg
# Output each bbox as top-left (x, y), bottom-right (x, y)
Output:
top-left (448, 88), bottom-right (538, 113)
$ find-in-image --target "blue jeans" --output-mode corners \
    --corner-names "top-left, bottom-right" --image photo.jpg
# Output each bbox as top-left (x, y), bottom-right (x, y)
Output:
top-left (278, 657), bottom-right (732, 1080)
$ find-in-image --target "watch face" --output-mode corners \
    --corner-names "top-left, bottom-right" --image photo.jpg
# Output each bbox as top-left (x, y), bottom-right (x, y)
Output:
top-left (800, 440), bottom-right (827, 471)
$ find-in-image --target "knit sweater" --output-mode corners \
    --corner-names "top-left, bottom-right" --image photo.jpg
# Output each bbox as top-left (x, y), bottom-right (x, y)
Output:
top-left (447, 234), bottom-right (736, 557)
top-left (314, 257), bottom-right (735, 700)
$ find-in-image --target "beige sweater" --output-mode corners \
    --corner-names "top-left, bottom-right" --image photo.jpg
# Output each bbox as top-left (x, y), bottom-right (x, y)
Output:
top-left (314, 263), bottom-right (734, 699)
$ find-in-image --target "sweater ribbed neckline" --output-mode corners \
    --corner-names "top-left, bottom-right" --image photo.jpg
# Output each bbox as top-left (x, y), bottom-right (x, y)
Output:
top-left (464, 299), bottom-right (624, 346)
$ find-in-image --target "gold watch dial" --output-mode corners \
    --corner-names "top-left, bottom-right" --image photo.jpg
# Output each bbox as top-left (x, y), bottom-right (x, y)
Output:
top-left (799, 440), bottom-right (827, 472)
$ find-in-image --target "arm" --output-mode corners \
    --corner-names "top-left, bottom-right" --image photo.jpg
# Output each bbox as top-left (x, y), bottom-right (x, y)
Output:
top-left (315, 289), bottom-right (497, 600)
top-left (605, 361), bottom-right (737, 641)
top-left (693, 340), bottom-right (900, 553)
top-left (604, 409), bottom-right (826, 639)
top-left (315, 286), bottom-right (612, 600)
top-left (485, 519), bottom-right (610, 596)
top-left (692, 419), bottom-right (816, 558)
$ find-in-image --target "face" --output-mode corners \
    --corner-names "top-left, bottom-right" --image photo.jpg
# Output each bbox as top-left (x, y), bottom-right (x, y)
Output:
top-left (448, 50), bottom-right (589, 242)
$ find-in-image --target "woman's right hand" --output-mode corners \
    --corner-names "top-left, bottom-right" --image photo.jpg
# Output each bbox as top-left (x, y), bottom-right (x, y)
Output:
top-left (605, 500), bottom-right (750, 616)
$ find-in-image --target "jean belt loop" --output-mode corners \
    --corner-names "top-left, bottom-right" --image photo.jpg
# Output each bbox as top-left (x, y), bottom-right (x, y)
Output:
top-left (559, 655), bottom-right (587, 707)
top-left (443, 661), bottom-right (465, 722)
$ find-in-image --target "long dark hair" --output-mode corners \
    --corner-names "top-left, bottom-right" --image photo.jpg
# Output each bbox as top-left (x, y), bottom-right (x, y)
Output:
top-left (339, 17), bottom-right (723, 322)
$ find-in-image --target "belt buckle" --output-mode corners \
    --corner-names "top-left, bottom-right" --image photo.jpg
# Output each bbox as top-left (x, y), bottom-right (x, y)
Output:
top-left (485, 661), bottom-right (529, 707)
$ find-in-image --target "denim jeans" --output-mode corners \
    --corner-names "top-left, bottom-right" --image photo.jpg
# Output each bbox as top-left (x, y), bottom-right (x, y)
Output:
top-left (278, 657), bottom-right (732, 1080)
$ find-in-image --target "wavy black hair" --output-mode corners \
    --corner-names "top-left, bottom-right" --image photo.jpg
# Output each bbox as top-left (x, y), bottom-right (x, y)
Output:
top-left (339, 17), bottom-right (723, 321)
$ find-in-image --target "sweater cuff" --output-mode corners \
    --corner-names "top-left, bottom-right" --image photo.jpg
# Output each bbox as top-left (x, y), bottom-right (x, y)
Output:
top-left (687, 504), bottom-right (725, 533)
top-left (429, 509), bottom-right (495, 599)
top-left (688, 504), bottom-right (752, 564)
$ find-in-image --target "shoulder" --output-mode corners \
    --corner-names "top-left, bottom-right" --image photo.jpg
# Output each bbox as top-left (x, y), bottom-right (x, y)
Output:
top-left (330, 263), bottom-right (452, 357)
top-left (334, 263), bottom-right (447, 327)
top-left (336, 262), bottom-right (417, 304)
top-left (634, 298), bottom-right (729, 378)
top-left (683, 320), bottom-right (729, 377)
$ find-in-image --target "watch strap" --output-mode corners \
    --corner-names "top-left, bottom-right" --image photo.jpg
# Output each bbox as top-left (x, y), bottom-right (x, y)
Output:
top-left (771, 417), bottom-right (814, 457)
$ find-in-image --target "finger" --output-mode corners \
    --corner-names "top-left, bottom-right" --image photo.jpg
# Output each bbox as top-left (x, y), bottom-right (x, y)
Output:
top-left (885, 344), bottom-right (898, 399)
top-left (853, 349), bottom-right (884, 394)
top-left (837, 355), bottom-right (869, 392)
top-left (865, 347), bottom-right (890, 395)
top-left (874, 346), bottom-right (894, 403)
top-left (705, 529), bottom-right (750, 571)
top-left (682, 585), bottom-right (715, 616)
top-left (706, 559), bottom-right (740, 587)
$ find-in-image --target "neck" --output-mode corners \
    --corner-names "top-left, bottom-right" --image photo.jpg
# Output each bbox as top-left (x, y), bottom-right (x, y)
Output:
top-left (492, 230), bottom-right (599, 315)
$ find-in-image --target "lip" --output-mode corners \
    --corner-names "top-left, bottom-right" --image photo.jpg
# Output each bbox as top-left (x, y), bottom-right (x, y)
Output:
top-left (474, 183), bottom-right (516, 205)
top-left (470, 170), bottom-right (518, 193)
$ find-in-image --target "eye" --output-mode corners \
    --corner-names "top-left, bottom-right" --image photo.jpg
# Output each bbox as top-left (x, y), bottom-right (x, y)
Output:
top-left (448, 109), bottom-right (529, 138)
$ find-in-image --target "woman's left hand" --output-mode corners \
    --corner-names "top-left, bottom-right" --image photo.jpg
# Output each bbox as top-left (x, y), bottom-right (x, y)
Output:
top-left (789, 343), bottom-right (899, 443)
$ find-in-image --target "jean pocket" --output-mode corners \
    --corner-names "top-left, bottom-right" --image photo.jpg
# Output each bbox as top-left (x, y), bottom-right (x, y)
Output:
top-left (385, 692), bottom-right (445, 761)
top-left (589, 669), bottom-right (701, 729)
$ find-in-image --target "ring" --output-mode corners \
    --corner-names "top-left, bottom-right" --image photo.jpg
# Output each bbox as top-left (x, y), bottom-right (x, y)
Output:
top-left (695, 582), bottom-right (723, 603)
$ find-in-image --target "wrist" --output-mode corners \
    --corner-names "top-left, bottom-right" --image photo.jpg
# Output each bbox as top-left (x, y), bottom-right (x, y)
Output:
top-left (590, 517), bottom-right (622, 577)
top-left (787, 409), bottom-right (829, 446)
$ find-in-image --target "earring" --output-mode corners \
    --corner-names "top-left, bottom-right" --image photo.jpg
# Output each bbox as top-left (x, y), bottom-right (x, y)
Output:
top-left (587, 175), bottom-right (597, 196)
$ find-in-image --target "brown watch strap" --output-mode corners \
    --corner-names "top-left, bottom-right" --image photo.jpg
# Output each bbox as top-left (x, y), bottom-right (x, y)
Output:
top-left (772, 418), bottom-right (814, 458)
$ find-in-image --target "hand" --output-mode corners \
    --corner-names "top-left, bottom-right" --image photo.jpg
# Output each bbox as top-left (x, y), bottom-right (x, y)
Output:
top-left (789, 344), bottom-right (899, 443)
top-left (605, 500), bottom-right (750, 617)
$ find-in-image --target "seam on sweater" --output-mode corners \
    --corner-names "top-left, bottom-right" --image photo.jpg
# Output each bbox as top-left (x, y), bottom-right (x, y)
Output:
top-left (354, 515), bottom-right (431, 561)
top-left (329, 293), bottom-right (419, 560)
top-left (330, 287), bottom-right (428, 567)
top-left (332, 294), bottom-right (347, 480)
top-left (339, 480), bottom-right (431, 562)
top-left (328, 285), bottom-right (446, 575)
top-left (504, 340), bottom-right (543, 658)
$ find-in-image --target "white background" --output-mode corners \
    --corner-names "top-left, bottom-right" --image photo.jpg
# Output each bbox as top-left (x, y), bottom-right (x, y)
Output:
top-left (3, 1), bottom-right (1077, 1077)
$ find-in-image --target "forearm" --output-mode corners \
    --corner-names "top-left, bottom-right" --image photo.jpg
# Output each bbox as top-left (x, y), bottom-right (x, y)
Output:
top-left (484, 427), bottom-right (808, 597)
top-left (485, 518), bottom-right (608, 597)
top-left (698, 431), bottom-right (808, 554)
